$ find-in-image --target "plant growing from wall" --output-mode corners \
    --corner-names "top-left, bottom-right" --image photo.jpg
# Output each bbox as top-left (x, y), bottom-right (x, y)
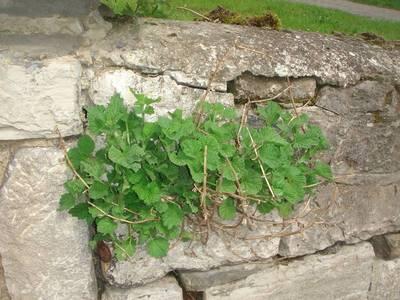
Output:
top-left (59, 93), bottom-right (332, 260)
top-left (100, 0), bottom-right (169, 17)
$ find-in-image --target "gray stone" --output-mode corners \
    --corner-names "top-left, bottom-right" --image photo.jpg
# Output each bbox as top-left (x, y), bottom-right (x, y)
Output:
top-left (179, 261), bottom-right (275, 292)
top-left (371, 233), bottom-right (400, 259)
top-left (0, 255), bottom-right (10, 300)
top-left (206, 242), bottom-right (374, 300)
top-left (0, 144), bottom-right (10, 185)
top-left (104, 211), bottom-right (282, 287)
top-left (90, 19), bottom-right (400, 88)
top-left (102, 276), bottom-right (183, 300)
top-left (89, 69), bottom-right (234, 119)
top-left (0, 56), bottom-right (83, 140)
top-left (230, 72), bottom-right (316, 102)
top-left (0, 0), bottom-right (98, 17)
top-left (0, 147), bottom-right (97, 299)
top-left (0, 14), bottom-right (84, 35)
top-left (81, 10), bottom-right (112, 44)
top-left (279, 180), bottom-right (400, 257)
top-left (369, 258), bottom-right (400, 300)
top-left (384, 233), bottom-right (400, 259)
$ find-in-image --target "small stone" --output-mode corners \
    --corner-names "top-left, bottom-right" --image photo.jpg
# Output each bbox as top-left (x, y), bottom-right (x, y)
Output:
top-left (102, 276), bottom-right (183, 300)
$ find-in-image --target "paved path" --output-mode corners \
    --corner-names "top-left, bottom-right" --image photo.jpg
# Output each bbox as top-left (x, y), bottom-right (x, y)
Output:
top-left (288, 0), bottom-right (400, 21)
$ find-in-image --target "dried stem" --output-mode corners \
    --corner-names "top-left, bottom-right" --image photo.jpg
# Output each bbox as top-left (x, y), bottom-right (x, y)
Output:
top-left (176, 6), bottom-right (212, 21)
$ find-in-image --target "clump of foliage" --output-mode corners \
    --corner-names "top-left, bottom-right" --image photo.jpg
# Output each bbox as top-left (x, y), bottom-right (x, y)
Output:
top-left (101, 0), bottom-right (169, 17)
top-left (59, 93), bottom-right (332, 260)
top-left (202, 5), bottom-right (281, 30)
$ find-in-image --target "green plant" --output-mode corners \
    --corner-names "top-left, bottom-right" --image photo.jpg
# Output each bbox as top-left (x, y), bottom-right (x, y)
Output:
top-left (101, 0), bottom-right (170, 17)
top-left (59, 93), bottom-right (332, 260)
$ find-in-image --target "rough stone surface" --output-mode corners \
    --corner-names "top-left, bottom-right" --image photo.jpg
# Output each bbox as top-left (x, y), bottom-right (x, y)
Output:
top-left (0, 0), bottom-right (98, 17)
top-left (0, 255), bottom-right (10, 300)
top-left (278, 80), bottom-right (400, 257)
top-left (371, 233), bottom-right (400, 259)
top-left (0, 14), bottom-right (84, 35)
top-left (0, 144), bottom-right (10, 185)
top-left (104, 212), bottom-right (282, 287)
top-left (89, 69), bottom-right (234, 119)
top-left (90, 19), bottom-right (400, 88)
top-left (0, 147), bottom-right (97, 299)
top-left (230, 72), bottom-right (316, 102)
top-left (206, 242), bottom-right (374, 300)
top-left (0, 56), bottom-right (83, 140)
top-left (102, 276), bottom-right (183, 300)
top-left (369, 258), bottom-right (400, 300)
top-left (179, 261), bottom-right (275, 292)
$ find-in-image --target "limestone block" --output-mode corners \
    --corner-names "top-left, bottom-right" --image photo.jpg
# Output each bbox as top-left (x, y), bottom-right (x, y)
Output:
top-left (89, 69), bottom-right (234, 120)
top-left (206, 242), bottom-right (374, 300)
top-left (0, 147), bottom-right (97, 299)
top-left (369, 258), bottom-right (400, 300)
top-left (102, 276), bottom-right (182, 300)
top-left (0, 57), bottom-right (83, 140)
top-left (0, 255), bottom-right (10, 300)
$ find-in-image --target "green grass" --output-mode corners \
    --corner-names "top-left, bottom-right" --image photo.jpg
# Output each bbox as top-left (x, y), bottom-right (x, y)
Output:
top-left (349, 0), bottom-right (400, 10)
top-left (162, 0), bottom-right (400, 40)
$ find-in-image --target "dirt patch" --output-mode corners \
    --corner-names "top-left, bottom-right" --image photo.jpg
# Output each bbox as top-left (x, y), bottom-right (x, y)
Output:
top-left (200, 6), bottom-right (281, 30)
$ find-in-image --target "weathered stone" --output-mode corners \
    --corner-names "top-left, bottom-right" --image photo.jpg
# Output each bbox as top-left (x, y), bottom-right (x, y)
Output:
top-left (179, 261), bottom-right (275, 292)
top-left (90, 19), bottom-right (400, 89)
top-left (0, 255), bottom-right (10, 300)
top-left (371, 233), bottom-right (400, 259)
top-left (0, 144), bottom-right (10, 185)
top-left (0, 0), bottom-right (98, 17)
top-left (0, 14), bottom-right (84, 35)
top-left (89, 69), bottom-right (234, 119)
top-left (0, 147), bottom-right (97, 299)
top-left (206, 242), bottom-right (374, 300)
top-left (369, 258), bottom-right (400, 300)
top-left (81, 10), bottom-right (112, 45)
top-left (230, 72), bottom-right (316, 102)
top-left (104, 211), bottom-right (282, 287)
top-left (102, 276), bottom-right (183, 300)
top-left (279, 181), bottom-right (400, 257)
top-left (0, 57), bottom-right (83, 140)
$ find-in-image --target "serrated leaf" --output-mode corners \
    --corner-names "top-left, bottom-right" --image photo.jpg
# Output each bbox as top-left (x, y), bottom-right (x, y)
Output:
top-left (69, 203), bottom-right (91, 221)
top-left (87, 105), bottom-right (106, 134)
top-left (89, 181), bottom-right (109, 199)
top-left (115, 238), bottom-right (136, 261)
top-left (133, 182), bottom-right (160, 204)
top-left (67, 148), bottom-right (83, 169)
top-left (219, 198), bottom-right (236, 220)
top-left (105, 94), bottom-right (128, 128)
top-left (64, 179), bottom-right (85, 196)
top-left (97, 217), bottom-right (117, 235)
top-left (258, 101), bottom-right (282, 124)
top-left (277, 201), bottom-right (293, 218)
top-left (314, 161), bottom-right (333, 180)
top-left (78, 135), bottom-right (95, 156)
top-left (258, 201), bottom-right (275, 214)
top-left (162, 204), bottom-right (183, 229)
top-left (108, 145), bottom-right (144, 170)
top-left (241, 173), bottom-right (263, 195)
top-left (259, 144), bottom-right (282, 169)
top-left (219, 179), bottom-right (236, 193)
top-left (81, 159), bottom-right (104, 180)
top-left (261, 127), bottom-right (288, 145)
top-left (59, 193), bottom-right (75, 211)
top-left (147, 237), bottom-right (169, 258)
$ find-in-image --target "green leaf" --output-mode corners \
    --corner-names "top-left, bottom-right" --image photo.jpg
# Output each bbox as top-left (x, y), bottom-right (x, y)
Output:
top-left (64, 179), bottom-right (85, 196)
top-left (241, 173), bottom-right (263, 195)
top-left (219, 179), bottom-right (236, 193)
top-left (59, 193), bottom-right (75, 211)
top-left (108, 145), bottom-right (144, 170)
top-left (219, 198), bottom-right (236, 220)
top-left (115, 237), bottom-right (136, 261)
top-left (87, 105), bottom-right (106, 134)
top-left (277, 202), bottom-right (293, 218)
top-left (133, 182), bottom-right (161, 204)
top-left (89, 181), bottom-right (109, 199)
top-left (258, 201), bottom-right (275, 214)
top-left (162, 204), bottom-right (183, 229)
top-left (259, 144), bottom-right (282, 169)
top-left (261, 127), bottom-right (288, 145)
top-left (69, 203), bottom-right (91, 221)
top-left (314, 161), bottom-right (333, 180)
top-left (97, 217), bottom-right (117, 235)
top-left (147, 237), bottom-right (169, 258)
top-left (67, 148), bottom-right (83, 169)
top-left (105, 94), bottom-right (127, 128)
top-left (258, 102), bottom-right (282, 124)
top-left (78, 135), bottom-right (95, 156)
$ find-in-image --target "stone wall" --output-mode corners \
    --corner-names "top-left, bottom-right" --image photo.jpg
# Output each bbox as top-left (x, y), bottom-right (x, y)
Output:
top-left (0, 6), bottom-right (400, 299)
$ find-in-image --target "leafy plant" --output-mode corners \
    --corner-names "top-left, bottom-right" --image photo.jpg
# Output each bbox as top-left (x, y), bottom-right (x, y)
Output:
top-left (101, 0), bottom-right (169, 17)
top-left (59, 93), bottom-right (332, 260)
